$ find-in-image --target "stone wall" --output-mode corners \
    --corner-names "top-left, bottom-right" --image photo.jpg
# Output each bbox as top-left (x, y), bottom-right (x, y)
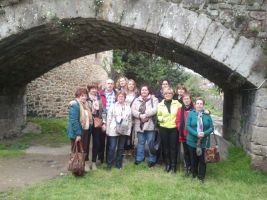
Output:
top-left (223, 83), bottom-right (267, 171)
top-left (166, 0), bottom-right (266, 41)
top-left (26, 51), bottom-right (112, 117)
top-left (0, 87), bottom-right (26, 139)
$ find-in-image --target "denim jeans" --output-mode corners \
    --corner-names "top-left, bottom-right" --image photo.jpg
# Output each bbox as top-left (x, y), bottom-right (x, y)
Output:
top-left (136, 131), bottom-right (156, 163)
top-left (107, 135), bottom-right (126, 168)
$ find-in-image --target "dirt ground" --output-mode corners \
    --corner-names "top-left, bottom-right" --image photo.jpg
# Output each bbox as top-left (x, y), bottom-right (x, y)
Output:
top-left (0, 145), bottom-right (70, 192)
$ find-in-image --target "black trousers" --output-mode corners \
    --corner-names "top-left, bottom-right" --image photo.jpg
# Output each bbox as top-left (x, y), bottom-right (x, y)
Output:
top-left (124, 125), bottom-right (134, 150)
top-left (98, 129), bottom-right (106, 163)
top-left (81, 129), bottom-right (90, 160)
top-left (182, 142), bottom-right (191, 170)
top-left (159, 127), bottom-right (178, 167)
top-left (188, 145), bottom-right (206, 180)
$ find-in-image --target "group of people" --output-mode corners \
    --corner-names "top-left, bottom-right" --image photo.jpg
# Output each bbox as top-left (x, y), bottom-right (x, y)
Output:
top-left (67, 77), bottom-right (214, 183)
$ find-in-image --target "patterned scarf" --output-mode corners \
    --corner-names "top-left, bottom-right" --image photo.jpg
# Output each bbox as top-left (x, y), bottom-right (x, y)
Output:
top-left (138, 96), bottom-right (151, 129)
top-left (77, 100), bottom-right (92, 129)
top-left (197, 111), bottom-right (203, 133)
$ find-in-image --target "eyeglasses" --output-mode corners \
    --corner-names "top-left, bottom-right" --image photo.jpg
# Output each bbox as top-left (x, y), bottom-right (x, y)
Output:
top-left (164, 92), bottom-right (173, 95)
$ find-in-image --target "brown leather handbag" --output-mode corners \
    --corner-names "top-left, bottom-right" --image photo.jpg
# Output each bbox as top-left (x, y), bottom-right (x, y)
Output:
top-left (205, 133), bottom-right (220, 163)
top-left (93, 117), bottom-right (103, 128)
top-left (68, 141), bottom-right (85, 176)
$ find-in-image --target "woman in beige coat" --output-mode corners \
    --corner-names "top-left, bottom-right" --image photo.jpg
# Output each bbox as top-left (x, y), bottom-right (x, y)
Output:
top-left (106, 91), bottom-right (132, 170)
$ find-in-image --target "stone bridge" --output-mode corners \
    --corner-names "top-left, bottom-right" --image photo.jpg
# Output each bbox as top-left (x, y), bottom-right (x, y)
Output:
top-left (0, 0), bottom-right (267, 168)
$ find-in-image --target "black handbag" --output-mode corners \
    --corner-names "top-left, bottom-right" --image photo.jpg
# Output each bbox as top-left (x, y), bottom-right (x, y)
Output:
top-left (148, 131), bottom-right (161, 155)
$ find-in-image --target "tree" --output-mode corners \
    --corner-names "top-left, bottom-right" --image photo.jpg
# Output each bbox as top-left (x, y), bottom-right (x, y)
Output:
top-left (111, 50), bottom-right (189, 92)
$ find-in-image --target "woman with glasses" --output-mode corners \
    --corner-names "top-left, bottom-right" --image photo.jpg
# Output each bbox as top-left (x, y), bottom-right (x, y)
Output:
top-left (157, 87), bottom-right (181, 173)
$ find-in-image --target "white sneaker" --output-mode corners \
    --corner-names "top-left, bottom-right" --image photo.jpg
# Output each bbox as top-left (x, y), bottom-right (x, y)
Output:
top-left (91, 162), bottom-right (97, 170)
top-left (85, 163), bottom-right (90, 172)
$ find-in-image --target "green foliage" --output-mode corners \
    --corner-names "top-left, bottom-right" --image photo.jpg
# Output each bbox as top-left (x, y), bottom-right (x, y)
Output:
top-left (205, 100), bottom-right (223, 117)
top-left (184, 74), bottom-right (203, 98)
top-left (112, 50), bottom-right (189, 91)
top-left (0, 118), bottom-right (69, 158)
top-left (2, 146), bottom-right (267, 200)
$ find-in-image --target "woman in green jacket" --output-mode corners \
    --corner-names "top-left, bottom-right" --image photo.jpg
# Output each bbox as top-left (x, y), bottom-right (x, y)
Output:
top-left (186, 97), bottom-right (214, 183)
top-left (157, 87), bottom-right (181, 173)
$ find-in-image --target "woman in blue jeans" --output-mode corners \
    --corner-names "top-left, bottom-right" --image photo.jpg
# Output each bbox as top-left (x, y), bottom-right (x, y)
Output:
top-left (106, 91), bottom-right (132, 170)
top-left (131, 85), bottom-right (159, 168)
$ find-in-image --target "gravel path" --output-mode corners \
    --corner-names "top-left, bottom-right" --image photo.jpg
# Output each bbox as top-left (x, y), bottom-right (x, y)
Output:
top-left (0, 145), bottom-right (70, 192)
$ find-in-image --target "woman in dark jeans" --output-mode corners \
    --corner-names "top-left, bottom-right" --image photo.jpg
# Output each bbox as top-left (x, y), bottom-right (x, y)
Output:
top-left (87, 83), bottom-right (104, 170)
top-left (186, 97), bottom-right (214, 183)
top-left (106, 91), bottom-right (132, 170)
top-left (176, 92), bottom-right (194, 176)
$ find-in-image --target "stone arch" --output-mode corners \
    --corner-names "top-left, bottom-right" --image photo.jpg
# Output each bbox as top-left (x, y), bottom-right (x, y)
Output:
top-left (0, 0), bottom-right (267, 169)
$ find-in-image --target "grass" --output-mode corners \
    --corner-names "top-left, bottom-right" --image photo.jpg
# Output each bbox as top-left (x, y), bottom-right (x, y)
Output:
top-left (0, 118), bottom-right (68, 158)
top-left (1, 147), bottom-right (267, 200)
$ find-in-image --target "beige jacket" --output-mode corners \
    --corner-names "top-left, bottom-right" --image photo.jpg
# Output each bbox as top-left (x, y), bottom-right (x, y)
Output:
top-left (106, 102), bottom-right (132, 136)
top-left (131, 95), bottom-right (158, 133)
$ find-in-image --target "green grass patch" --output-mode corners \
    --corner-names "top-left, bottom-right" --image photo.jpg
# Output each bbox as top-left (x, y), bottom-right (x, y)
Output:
top-left (1, 147), bottom-right (267, 200)
top-left (0, 118), bottom-right (68, 158)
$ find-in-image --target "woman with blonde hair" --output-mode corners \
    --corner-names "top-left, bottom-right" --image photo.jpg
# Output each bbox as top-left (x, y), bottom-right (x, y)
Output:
top-left (125, 79), bottom-right (139, 155)
top-left (157, 87), bottom-right (181, 173)
top-left (116, 76), bottom-right (128, 93)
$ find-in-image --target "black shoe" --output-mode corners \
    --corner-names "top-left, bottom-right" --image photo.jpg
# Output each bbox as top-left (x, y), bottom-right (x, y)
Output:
top-left (148, 162), bottom-right (156, 168)
top-left (199, 178), bottom-right (204, 184)
top-left (170, 166), bottom-right (177, 173)
top-left (185, 168), bottom-right (191, 176)
top-left (165, 165), bottom-right (171, 172)
top-left (106, 165), bottom-right (112, 171)
top-left (135, 160), bottom-right (141, 165)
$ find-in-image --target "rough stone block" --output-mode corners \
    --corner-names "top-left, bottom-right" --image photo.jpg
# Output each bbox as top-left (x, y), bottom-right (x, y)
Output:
top-left (146, 1), bottom-right (171, 34)
top-left (249, 11), bottom-right (266, 20)
top-left (246, 70), bottom-right (266, 88)
top-left (173, 9), bottom-right (198, 44)
top-left (249, 142), bottom-right (262, 155)
top-left (185, 14), bottom-right (212, 50)
top-left (159, 4), bottom-right (182, 39)
top-left (211, 29), bottom-right (237, 63)
top-left (120, 0), bottom-right (156, 31)
top-left (198, 21), bottom-right (226, 56)
top-left (235, 46), bottom-right (263, 78)
top-left (249, 107), bottom-right (267, 126)
top-left (253, 88), bottom-right (267, 108)
top-left (224, 36), bottom-right (253, 70)
top-left (99, 0), bottom-right (127, 24)
top-left (250, 125), bottom-right (267, 145)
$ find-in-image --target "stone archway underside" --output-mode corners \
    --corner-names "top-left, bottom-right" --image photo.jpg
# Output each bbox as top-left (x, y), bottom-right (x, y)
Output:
top-left (0, 18), bottom-right (257, 90)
